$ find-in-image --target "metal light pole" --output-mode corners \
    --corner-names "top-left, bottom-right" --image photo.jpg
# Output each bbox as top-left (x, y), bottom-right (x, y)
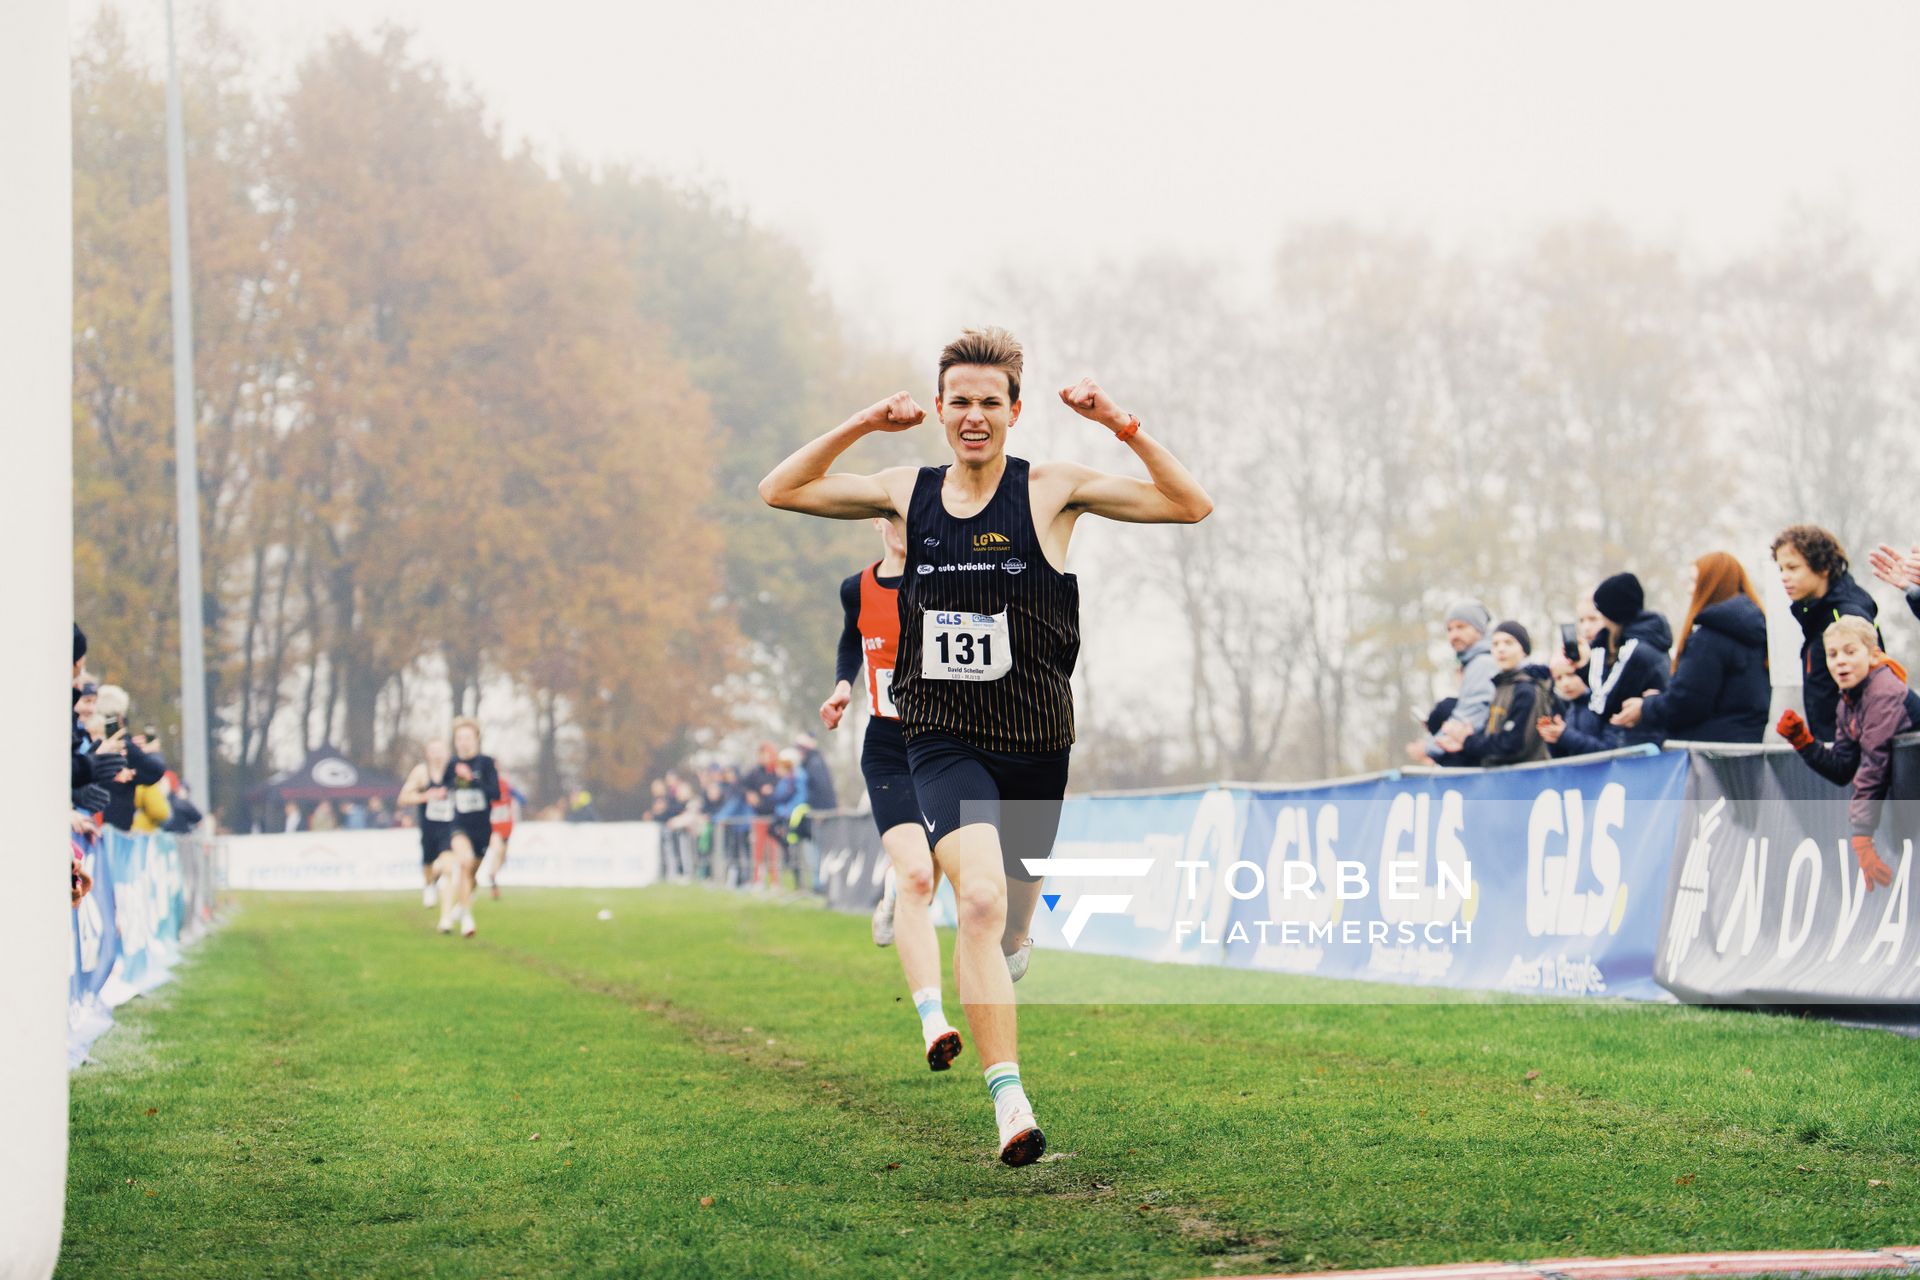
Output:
top-left (164, 0), bottom-right (211, 807)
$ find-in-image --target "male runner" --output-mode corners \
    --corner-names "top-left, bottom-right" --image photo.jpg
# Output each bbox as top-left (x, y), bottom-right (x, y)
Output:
top-left (820, 518), bottom-right (964, 1072)
top-left (761, 326), bottom-right (1211, 1165)
top-left (439, 717), bottom-right (502, 938)
top-left (397, 738), bottom-right (454, 908)
top-left (482, 766), bottom-right (519, 898)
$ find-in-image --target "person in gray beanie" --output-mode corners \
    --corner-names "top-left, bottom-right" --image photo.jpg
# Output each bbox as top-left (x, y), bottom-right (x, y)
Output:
top-left (1406, 598), bottom-right (1497, 763)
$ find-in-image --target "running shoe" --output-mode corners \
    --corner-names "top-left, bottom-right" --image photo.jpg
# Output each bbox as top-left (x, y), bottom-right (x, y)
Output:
top-left (489, 880), bottom-right (501, 900)
top-left (997, 1107), bottom-right (1045, 1167)
top-left (925, 1027), bottom-right (963, 1072)
top-left (870, 867), bottom-right (898, 947)
top-left (460, 909), bottom-right (477, 938)
top-left (1005, 937), bottom-right (1032, 983)
top-left (423, 884), bottom-right (438, 908)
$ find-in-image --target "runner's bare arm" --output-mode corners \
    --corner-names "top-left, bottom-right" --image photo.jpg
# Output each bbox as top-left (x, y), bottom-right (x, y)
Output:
top-left (1054, 378), bottom-right (1213, 524)
top-left (759, 394), bottom-right (927, 518)
top-left (396, 764), bottom-right (432, 808)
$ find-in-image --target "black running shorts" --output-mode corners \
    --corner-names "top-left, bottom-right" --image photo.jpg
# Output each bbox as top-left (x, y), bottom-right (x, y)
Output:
top-left (861, 717), bottom-right (923, 838)
top-left (420, 820), bottom-right (455, 864)
top-left (450, 814), bottom-right (492, 861)
top-left (904, 730), bottom-right (1069, 884)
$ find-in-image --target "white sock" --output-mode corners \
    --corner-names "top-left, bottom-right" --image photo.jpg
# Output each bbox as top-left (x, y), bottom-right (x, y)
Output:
top-left (913, 987), bottom-right (953, 1039)
top-left (985, 1061), bottom-right (1030, 1121)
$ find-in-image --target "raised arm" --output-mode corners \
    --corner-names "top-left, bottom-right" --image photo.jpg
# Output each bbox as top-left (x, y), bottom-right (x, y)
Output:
top-left (759, 394), bottom-right (925, 519)
top-left (1053, 378), bottom-right (1212, 524)
top-left (396, 763), bottom-right (436, 808)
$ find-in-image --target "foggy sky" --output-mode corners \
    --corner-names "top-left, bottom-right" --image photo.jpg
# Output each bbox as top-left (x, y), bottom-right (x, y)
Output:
top-left (94, 0), bottom-right (1920, 352)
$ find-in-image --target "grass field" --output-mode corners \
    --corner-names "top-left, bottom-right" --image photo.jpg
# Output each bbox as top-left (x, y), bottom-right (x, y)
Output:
top-left (60, 888), bottom-right (1920, 1279)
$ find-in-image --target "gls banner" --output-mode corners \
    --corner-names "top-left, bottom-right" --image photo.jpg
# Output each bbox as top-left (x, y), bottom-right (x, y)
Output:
top-left (1024, 751), bottom-right (1690, 1001)
top-left (1658, 745), bottom-right (1920, 1003)
top-left (814, 813), bottom-right (888, 914)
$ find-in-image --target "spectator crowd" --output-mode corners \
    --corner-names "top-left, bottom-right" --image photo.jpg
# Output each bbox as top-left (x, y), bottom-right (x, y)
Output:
top-left (1403, 526), bottom-right (1920, 892)
top-left (67, 527), bottom-right (1920, 904)
top-left (68, 623), bottom-right (205, 906)
top-left (639, 733), bottom-right (840, 890)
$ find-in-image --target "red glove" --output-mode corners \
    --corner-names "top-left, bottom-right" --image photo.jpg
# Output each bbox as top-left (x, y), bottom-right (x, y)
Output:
top-left (1776, 709), bottom-right (1815, 751)
top-left (1852, 835), bottom-right (1894, 892)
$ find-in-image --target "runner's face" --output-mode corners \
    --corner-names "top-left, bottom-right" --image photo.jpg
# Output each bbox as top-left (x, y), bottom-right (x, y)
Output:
top-left (425, 741), bottom-right (448, 770)
top-left (454, 725), bottom-right (479, 757)
top-left (938, 365), bottom-right (1019, 465)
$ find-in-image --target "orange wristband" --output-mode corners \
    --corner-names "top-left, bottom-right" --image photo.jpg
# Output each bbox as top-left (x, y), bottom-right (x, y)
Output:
top-left (1114, 413), bottom-right (1140, 444)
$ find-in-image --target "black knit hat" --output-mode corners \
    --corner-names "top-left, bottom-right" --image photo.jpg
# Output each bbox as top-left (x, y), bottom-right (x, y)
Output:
top-left (1593, 573), bottom-right (1645, 625)
top-left (1492, 620), bottom-right (1532, 654)
top-left (73, 623), bottom-right (87, 664)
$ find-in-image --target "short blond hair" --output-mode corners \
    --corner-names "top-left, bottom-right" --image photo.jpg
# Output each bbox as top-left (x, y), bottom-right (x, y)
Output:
top-left (450, 716), bottom-right (482, 745)
top-left (96, 684), bottom-right (130, 719)
top-left (938, 326), bottom-right (1023, 403)
top-left (1823, 616), bottom-right (1880, 654)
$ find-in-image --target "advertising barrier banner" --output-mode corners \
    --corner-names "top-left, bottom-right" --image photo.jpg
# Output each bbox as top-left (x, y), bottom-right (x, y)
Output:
top-left (1018, 750), bottom-right (1692, 1002)
top-left (1656, 742), bottom-right (1920, 1004)
top-left (218, 822), bottom-right (663, 891)
top-left (68, 830), bottom-right (209, 1068)
top-left (814, 813), bottom-right (887, 914)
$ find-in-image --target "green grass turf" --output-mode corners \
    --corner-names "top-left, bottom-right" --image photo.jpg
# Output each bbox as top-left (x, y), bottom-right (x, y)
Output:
top-left (60, 888), bottom-right (1920, 1279)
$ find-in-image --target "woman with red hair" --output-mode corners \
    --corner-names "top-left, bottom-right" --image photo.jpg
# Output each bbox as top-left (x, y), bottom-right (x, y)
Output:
top-left (1612, 552), bottom-right (1771, 744)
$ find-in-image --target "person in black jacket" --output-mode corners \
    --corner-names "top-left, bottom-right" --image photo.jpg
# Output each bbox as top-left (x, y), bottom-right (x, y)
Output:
top-left (94, 684), bottom-right (169, 831)
top-left (1868, 541), bottom-right (1920, 626)
top-left (71, 677), bottom-right (122, 821)
top-left (1612, 551), bottom-right (1770, 745)
top-left (1442, 622), bottom-right (1553, 767)
top-left (1556, 573), bottom-right (1672, 753)
top-left (1773, 524), bottom-right (1880, 742)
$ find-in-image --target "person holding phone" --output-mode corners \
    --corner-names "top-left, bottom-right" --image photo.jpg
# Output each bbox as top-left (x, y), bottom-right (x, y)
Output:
top-left (93, 684), bottom-right (169, 832)
top-left (71, 679), bottom-right (123, 820)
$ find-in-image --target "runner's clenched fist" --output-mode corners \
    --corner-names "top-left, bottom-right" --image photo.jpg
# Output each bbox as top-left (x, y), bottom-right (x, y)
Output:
top-left (864, 392), bottom-right (927, 432)
top-left (1058, 377), bottom-right (1130, 435)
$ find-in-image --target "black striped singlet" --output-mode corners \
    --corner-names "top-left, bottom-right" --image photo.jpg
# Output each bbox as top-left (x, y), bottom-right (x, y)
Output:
top-left (890, 457), bottom-right (1081, 752)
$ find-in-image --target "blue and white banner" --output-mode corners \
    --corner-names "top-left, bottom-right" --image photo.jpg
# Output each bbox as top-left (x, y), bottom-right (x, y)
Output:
top-left (1023, 750), bottom-right (1691, 1002)
top-left (68, 830), bottom-right (208, 1068)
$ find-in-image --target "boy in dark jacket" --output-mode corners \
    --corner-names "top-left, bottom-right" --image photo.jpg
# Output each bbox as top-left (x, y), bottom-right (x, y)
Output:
top-left (1774, 524), bottom-right (1880, 741)
top-left (1442, 622), bottom-right (1553, 767)
top-left (1776, 617), bottom-right (1920, 893)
